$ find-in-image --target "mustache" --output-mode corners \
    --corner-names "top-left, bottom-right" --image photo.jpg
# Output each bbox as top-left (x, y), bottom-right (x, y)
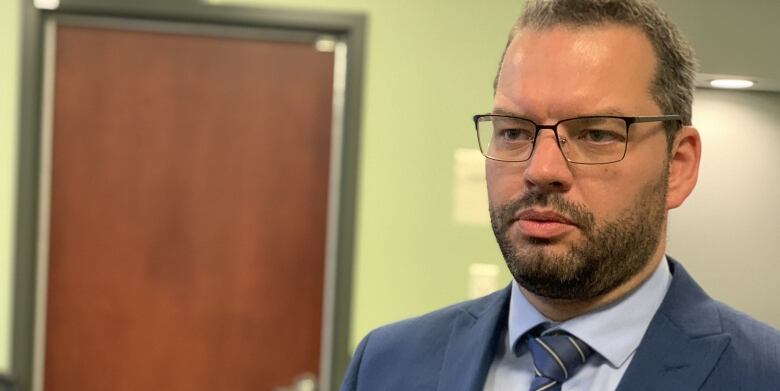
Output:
top-left (490, 192), bottom-right (595, 234)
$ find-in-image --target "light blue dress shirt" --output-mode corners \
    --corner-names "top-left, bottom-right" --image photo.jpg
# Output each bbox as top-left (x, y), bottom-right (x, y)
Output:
top-left (483, 256), bottom-right (672, 391)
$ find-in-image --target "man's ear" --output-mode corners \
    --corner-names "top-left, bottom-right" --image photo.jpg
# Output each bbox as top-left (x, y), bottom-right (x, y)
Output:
top-left (666, 126), bottom-right (702, 210)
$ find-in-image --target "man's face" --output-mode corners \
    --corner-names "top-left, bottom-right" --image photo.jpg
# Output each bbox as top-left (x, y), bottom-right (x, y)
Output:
top-left (488, 25), bottom-right (672, 300)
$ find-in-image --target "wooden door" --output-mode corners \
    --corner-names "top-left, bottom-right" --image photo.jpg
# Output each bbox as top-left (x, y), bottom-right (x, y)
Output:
top-left (43, 21), bottom-right (334, 390)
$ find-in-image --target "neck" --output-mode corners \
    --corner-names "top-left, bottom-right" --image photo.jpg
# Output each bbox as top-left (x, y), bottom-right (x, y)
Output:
top-left (520, 243), bottom-right (666, 322)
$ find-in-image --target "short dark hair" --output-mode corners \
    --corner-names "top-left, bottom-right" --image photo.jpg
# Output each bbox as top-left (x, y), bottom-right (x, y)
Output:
top-left (494, 0), bottom-right (697, 147)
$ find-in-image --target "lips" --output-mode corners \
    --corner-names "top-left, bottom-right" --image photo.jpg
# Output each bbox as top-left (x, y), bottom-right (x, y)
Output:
top-left (515, 209), bottom-right (575, 224)
top-left (513, 209), bottom-right (577, 239)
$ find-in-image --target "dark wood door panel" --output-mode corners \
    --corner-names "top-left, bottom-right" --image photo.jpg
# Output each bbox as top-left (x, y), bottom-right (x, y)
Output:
top-left (45, 24), bottom-right (334, 390)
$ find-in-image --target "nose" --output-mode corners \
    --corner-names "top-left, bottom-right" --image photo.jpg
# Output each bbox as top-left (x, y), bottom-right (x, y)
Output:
top-left (523, 130), bottom-right (573, 193)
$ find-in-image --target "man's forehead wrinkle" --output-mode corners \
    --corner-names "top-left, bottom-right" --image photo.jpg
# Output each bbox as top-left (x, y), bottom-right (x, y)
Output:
top-left (494, 75), bottom-right (627, 122)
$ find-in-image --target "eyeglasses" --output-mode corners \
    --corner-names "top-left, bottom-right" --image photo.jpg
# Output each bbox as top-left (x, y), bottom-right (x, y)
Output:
top-left (472, 114), bottom-right (682, 164)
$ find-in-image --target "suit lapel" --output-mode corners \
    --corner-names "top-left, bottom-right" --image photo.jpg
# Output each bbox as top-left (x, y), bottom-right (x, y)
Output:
top-left (616, 259), bottom-right (731, 391)
top-left (615, 314), bottom-right (730, 390)
top-left (436, 287), bottom-right (510, 391)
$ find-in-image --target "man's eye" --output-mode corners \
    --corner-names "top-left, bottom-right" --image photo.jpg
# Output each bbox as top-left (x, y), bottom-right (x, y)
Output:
top-left (579, 129), bottom-right (619, 143)
top-left (500, 128), bottom-right (533, 141)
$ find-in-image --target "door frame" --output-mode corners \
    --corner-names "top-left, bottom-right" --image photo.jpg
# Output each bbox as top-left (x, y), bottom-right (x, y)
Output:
top-left (13, 1), bottom-right (365, 390)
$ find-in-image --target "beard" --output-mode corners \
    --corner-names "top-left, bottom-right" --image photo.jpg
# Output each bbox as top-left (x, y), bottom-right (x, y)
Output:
top-left (489, 168), bottom-right (668, 300)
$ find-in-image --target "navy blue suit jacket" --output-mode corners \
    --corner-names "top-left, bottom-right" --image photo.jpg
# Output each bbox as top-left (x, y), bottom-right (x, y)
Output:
top-left (340, 259), bottom-right (780, 390)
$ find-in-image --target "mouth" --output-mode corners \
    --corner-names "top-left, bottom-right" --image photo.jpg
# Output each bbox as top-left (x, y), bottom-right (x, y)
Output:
top-left (512, 209), bottom-right (578, 239)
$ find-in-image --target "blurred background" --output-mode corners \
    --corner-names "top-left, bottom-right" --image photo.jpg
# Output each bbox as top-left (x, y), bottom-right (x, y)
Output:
top-left (0, 0), bottom-right (778, 390)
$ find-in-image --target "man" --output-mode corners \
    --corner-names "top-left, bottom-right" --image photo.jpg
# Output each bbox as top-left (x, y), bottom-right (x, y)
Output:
top-left (339, 0), bottom-right (780, 390)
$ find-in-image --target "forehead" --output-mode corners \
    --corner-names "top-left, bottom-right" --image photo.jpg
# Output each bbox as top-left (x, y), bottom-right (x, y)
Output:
top-left (494, 24), bottom-right (659, 120)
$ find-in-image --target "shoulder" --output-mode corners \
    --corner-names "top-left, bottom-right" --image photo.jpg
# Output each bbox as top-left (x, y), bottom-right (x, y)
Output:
top-left (363, 287), bottom-right (509, 354)
top-left (664, 259), bottom-right (780, 384)
top-left (666, 259), bottom-right (780, 356)
top-left (714, 300), bottom-right (780, 357)
top-left (702, 300), bottom-right (780, 387)
top-left (339, 287), bottom-right (510, 391)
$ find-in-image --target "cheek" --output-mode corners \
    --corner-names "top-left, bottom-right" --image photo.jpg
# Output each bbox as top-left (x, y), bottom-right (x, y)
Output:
top-left (485, 162), bottom-right (526, 204)
top-left (575, 166), bottom-right (627, 217)
top-left (579, 166), bottom-right (657, 220)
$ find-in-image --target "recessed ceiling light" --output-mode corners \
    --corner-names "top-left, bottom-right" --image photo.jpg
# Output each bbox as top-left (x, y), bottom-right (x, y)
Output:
top-left (33, 0), bottom-right (59, 9)
top-left (710, 79), bottom-right (755, 89)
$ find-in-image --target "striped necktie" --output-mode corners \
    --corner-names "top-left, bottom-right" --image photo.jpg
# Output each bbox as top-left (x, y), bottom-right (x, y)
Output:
top-left (526, 330), bottom-right (594, 391)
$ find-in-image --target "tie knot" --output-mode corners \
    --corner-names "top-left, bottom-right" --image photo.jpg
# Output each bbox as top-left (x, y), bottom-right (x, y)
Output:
top-left (527, 331), bottom-right (594, 383)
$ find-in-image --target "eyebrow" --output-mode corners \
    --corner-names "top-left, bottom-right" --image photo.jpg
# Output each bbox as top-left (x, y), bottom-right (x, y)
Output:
top-left (492, 108), bottom-right (521, 117)
top-left (584, 107), bottom-right (628, 117)
top-left (490, 107), bottom-right (629, 120)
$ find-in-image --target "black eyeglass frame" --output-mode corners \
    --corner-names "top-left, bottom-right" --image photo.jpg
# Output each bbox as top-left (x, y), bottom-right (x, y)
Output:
top-left (472, 114), bottom-right (683, 165)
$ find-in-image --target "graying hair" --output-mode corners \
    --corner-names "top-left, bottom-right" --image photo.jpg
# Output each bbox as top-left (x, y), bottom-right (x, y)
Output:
top-left (494, 0), bottom-right (698, 146)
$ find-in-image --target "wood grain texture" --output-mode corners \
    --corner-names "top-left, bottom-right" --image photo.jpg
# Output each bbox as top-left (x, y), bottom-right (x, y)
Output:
top-left (44, 24), bottom-right (334, 390)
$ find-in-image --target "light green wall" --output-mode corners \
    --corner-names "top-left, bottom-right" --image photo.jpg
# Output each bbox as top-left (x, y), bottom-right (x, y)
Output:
top-left (0, 0), bottom-right (20, 374)
top-left (214, 0), bottom-right (520, 350)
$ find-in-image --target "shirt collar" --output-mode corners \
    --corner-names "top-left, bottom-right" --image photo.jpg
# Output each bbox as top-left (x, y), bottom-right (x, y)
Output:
top-left (508, 255), bottom-right (672, 367)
